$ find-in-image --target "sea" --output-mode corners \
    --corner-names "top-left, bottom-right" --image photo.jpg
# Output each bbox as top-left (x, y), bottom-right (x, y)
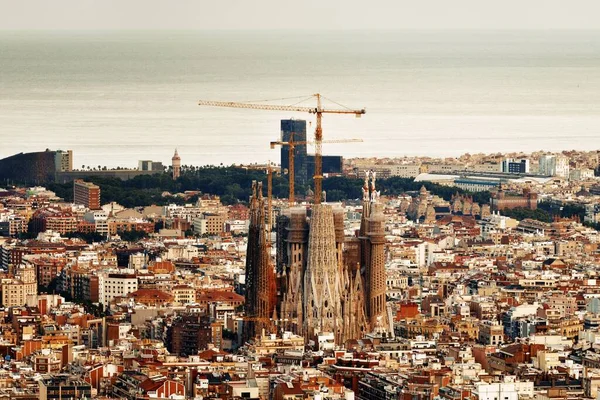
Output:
top-left (1, 30), bottom-right (600, 168)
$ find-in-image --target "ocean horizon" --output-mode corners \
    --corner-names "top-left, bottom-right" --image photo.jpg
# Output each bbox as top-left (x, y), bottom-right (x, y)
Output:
top-left (1, 29), bottom-right (599, 168)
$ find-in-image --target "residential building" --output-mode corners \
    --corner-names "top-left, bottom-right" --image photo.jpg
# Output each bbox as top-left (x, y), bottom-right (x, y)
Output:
top-left (39, 375), bottom-right (91, 400)
top-left (98, 273), bottom-right (138, 306)
top-left (73, 180), bottom-right (101, 210)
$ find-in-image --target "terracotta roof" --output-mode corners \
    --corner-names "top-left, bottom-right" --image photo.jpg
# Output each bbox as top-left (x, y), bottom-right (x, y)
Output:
top-left (128, 289), bottom-right (173, 301)
top-left (197, 290), bottom-right (244, 303)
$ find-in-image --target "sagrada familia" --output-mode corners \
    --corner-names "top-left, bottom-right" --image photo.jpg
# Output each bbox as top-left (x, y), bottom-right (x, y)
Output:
top-left (244, 171), bottom-right (392, 345)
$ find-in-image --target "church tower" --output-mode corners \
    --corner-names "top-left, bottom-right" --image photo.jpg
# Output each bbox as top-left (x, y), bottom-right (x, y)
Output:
top-left (303, 204), bottom-right (344, 342)
top-left (361, 171), bottom-right (389, 334)
top-left (172, 149), bottom-right (181, 179)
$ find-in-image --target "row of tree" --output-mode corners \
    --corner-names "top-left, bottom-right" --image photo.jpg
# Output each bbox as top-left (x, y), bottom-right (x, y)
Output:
top-left (498, 201), bottom-right (587, 224)
top-left (44, 168), bottom-right (492, 208)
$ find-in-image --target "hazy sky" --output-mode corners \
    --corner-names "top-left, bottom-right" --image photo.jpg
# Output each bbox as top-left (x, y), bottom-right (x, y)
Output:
top-left (1, 0), bottom-right (598, 31)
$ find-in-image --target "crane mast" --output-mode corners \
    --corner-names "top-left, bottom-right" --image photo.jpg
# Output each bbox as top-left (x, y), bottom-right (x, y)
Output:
top-left (198, 93), bottom-right (365, 204)
top-left (270, 138), bottom-right (363, 205)
top-left (287, 133), bottom-right (296, 205)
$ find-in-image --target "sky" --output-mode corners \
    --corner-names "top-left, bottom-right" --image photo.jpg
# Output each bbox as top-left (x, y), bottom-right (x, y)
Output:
top-left (0, 0), bottom-right (598, 31)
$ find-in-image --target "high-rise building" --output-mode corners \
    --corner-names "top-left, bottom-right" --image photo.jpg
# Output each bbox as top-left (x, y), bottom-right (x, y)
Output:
top-left (281, 119), bottom-right (308, 186)
top-left (54, 150), bottom-right (73, 172)
top-left (539, 154), bottom-right (570, 178)
top-left (172, 149), bottom-right (181, 179)
top-left (73, 179), bottom-right (101, 210)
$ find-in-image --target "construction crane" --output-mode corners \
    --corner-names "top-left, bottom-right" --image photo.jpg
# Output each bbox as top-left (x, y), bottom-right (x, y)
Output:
top-left (270, 136), bottom-right (363, 205)
top-left (198, 93), bottom-right (365, 204)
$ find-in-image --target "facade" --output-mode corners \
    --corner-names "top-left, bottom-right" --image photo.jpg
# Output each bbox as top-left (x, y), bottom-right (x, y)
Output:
top-left (83, 210), bottom-right (109, 236)
top-left (570, 168), bottom-right (595, 181)
top-left (454, 177), bottom-right (500, 192)
top-left (201, 212), bottom-right (226, 235)
top-left (108, 219), bottom-right (154, 235)
top-left (39, 376), bottom-right (91, 400)
top-left (172, 285), bottom-right (196, 305)
top-left (33, 258), bottom-right (65, 288)
top-left (479, 320), bottom-right (504, 346)
top-left (279, 171), bottom-right (385, 345)
top-left (388, 164), bottom-right (421, 178)
top-left (539, 154), bottom-right (570, 178)
top-left (166, 314), bottom-right (216, 356)
top-left (73, 179), bottom-right (101, 210)
top-left (30, 208), bottom-right (79, 235)
top-left (0, 214), bottom-right (27, 237)
top-left (279, 207), bottom-right (309, 337)
top-left (98, 273), bottom-right (138, 306)
top-left (470, 162), bottom-right (502, 173)
top-left (490, 186), bottom-right (538, 211)
top-left (355, 164), bottom-right (421, 179)
top-left (0, 149), bottom-right (57, 183)
top-left (1, 264), bottom-right (37, 307)
top-left (303, 204), bottom-right (344, 342)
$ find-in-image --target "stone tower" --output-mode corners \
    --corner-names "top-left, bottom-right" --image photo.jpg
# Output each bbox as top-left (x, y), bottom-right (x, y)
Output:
top-left (172, 149), bottom-right (181, 180)
top-left (244, 182), bottom-right (261, 338)
top-left (280, 207), bottom-right (309, 335)
top-left (303, 204), bottom-right (344, 342)
top-left (361, 171), bottom-right (389, 334)
top-left (244, 181), bottom-right (275, 339)
top-left (367, 201), bottom-right (388, 332)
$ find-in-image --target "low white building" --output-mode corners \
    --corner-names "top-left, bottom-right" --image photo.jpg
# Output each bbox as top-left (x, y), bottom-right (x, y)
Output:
top-left (99, 273), bottom-right (138, 306)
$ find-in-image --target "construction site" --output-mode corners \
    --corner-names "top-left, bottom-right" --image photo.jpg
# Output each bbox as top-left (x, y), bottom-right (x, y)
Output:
top-left (198, 94), bottom-right (394, 346)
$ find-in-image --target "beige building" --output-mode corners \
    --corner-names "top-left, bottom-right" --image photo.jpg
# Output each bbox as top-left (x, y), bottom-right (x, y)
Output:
top-left (253, 331), bottom-right (305, 356)
top-left (356, 164), bottom-right (421, 178)
top-left (534, 350), bottom-right (560, 372)
top-left (54, 150), bottom-right (73, 172)
top-left (202, 212), bottom-right (227, 235)
top-left (478, 320), bottom-right (504, 346)
top-left (2, 264), bottom-right (37, 307)
top-left (469, 162), bottom-right (502, 173)
top-left (173, 285), bottom-right (196, 305)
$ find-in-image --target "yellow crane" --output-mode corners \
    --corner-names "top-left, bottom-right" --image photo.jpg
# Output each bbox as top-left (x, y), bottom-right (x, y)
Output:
top-left (270, 136), bottom-right (363, 205)
top-left (198, 93), bottom-right (365, 204)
